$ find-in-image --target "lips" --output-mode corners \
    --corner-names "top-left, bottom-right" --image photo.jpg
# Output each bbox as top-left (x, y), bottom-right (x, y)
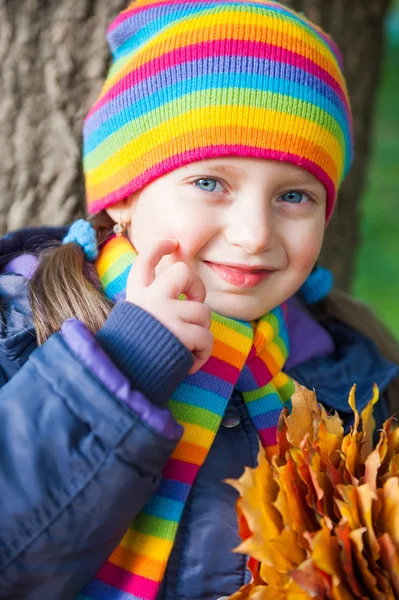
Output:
top-left (204, 261), bottom-right (275, 288)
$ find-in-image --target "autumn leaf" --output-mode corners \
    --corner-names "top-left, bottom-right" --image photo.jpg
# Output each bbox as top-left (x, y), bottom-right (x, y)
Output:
top-left (377, 477), bottom-right (399, 548)
top-left (273, 455), bottom-right (319, 536)
top-left (356, 484), bottom-right (379, 561)
top-left (284, 381), bottom-right (319, 447)
top-left (335, 520), bottom-right (363, 597)
top-left (360, 384), bottom-right (379, 458)
top-left (349, 528), bottom-right (383, 599)
top-left (319, 404), bottom-right (344, 439)
top-left (228, 382), bottom-right (399, 600)
top-left (316, 419), bottom-right (342, 468)
top-left (378, 533), bottom-right (399, 596)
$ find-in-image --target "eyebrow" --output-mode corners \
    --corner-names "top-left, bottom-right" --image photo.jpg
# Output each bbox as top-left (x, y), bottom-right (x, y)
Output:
top-left (275, 178), bottom-right (326, 202)
top-left (281, 175), bottom-right (325, 188)
top-left (182, 163), bottom-right (247, 176)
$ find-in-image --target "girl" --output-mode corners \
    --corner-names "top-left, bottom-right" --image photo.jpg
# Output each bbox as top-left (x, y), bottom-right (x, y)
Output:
top-left (0, 1), bottom-right (398, 599)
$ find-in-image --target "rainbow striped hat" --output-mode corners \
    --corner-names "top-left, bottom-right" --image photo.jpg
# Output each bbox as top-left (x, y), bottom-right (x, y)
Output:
top-left (83, 0), bottom-right (354, 221)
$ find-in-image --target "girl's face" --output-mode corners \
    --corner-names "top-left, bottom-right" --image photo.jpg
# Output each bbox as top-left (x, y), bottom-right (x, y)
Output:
top-left (109, 157), bottom-right (327, 320)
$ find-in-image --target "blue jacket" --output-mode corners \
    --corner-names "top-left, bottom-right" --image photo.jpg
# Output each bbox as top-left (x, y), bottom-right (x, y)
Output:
top-left (0, 227), bottom-right (397, 600)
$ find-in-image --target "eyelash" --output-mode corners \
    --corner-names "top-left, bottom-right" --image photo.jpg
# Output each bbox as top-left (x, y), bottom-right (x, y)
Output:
top-left (278, 190), bottom-right (314, 205)
top-left (191, 177), bottom-right (315, 204)
top-left (192, 177), bottom-right (225, 194)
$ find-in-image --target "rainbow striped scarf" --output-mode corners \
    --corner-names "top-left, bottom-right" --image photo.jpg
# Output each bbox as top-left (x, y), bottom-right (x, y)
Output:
top-left (78, 234), bottom-right (294, 600)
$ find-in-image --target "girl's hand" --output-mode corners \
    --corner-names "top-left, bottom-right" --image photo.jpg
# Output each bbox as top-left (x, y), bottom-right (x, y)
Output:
top-left (125, 239), bottom-right (213, 374)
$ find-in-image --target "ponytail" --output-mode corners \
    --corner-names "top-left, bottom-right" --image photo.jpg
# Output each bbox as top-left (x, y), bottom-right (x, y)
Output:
top-left (29, 212), bottom-right (114, 345)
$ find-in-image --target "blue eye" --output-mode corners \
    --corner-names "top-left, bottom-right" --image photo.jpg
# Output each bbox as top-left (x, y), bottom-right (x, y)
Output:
top-left (280, 191), bottom-right (309, 204)
top-left (194, 178), bottom-right (223, 193)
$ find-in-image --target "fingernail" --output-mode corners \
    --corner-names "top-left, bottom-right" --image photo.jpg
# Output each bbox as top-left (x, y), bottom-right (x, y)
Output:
top-left (160, 238), bottom-right (178, 245)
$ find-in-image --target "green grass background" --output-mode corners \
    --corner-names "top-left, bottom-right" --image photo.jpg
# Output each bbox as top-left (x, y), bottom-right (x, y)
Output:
top-left (352, 4), bottom-right (399, 339)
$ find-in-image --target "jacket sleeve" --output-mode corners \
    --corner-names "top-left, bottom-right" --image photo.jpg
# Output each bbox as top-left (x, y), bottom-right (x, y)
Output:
top-left (0, 302), bottom-right (192, 600)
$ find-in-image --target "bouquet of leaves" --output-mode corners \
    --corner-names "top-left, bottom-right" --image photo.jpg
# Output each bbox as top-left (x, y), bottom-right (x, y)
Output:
top-left (227, 382), bottom-right (399, 599)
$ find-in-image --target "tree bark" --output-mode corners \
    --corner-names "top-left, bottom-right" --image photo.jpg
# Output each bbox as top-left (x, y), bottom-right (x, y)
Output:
top-left (0, 0), bottom-right (128, 231)
top-left (0, 0), bottom-right (392, 290)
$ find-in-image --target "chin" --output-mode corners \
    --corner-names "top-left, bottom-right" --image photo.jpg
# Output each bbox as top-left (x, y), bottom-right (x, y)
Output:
top-left (205, 291), bottom-right (280, 321)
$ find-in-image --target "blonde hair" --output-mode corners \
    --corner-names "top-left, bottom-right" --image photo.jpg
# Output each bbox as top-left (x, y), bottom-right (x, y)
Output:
top-left (29, 212), bottom-right (114, 345)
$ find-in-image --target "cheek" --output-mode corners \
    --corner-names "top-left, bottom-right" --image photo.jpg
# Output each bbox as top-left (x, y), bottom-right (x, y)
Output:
top-left (130, 197), bottom-right (217, 270)
top-left (166, 212), bottom-right (217, 264)
top-left (129, 197), bottom-right (189, 249)
top-left (286, 222), bottom-right (325, 273)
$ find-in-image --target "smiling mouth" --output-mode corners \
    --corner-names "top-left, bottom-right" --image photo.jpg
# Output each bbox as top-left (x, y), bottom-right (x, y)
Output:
top-left (204, 261), bottom-right (276, 288)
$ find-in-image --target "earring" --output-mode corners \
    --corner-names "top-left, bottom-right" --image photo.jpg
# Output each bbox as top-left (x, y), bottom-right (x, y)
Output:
top-left (113, 212), bottom-right (127, 237)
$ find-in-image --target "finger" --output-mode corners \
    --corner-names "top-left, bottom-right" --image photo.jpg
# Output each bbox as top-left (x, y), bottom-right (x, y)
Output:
top-left (184, 270), bottom-right (207, 303)
top-left (177, 301), bottom-right (212, 329)
top-left (151, 262), bottom-right (206, 302)
top-left (176, 323), bottom-right (214, 373)
top-left (128, 238), bottom-right (178, 288)
top-left (189, 330), bottom-right (215, 373)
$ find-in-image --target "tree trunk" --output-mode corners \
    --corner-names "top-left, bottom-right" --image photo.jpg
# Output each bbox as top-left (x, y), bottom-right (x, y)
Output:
top-left (0, 0), bottom-right (391, 291)
top-left (0, 0), bottom-right (128, 231)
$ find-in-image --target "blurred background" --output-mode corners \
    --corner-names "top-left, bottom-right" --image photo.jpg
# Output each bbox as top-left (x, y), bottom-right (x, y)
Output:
top-left (354, 0), bottom-right (399, 339)
top-left (0, 0), bottom-right (398, 337)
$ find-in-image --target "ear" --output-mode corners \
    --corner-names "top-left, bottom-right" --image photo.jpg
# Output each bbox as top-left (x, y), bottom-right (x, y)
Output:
top-left (105, 196), bottom-right (133, 225)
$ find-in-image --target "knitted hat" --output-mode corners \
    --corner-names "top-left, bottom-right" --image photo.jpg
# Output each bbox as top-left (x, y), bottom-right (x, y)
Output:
top-left (83, 0), bottom-right (354, 221)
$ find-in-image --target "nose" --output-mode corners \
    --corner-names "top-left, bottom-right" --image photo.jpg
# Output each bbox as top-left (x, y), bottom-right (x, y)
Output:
top-left (224, 202), bottom-right (274, 255)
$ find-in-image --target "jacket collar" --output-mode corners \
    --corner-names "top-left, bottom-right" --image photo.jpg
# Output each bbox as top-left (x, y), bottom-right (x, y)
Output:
top-left (0, 225), bottom-right (67, 270)
top-left (286, 316), bottom-right (399, 413)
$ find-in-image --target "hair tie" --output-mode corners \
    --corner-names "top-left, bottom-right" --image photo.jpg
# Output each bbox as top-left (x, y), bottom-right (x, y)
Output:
top-left (299, 265), bottom-right (333, 305)
top-left (62, 219), bottom-right (98, 261)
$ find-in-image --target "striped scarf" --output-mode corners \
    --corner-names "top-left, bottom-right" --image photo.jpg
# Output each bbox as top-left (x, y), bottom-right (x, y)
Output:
top-left (78, 234), bottom-right (294, 600)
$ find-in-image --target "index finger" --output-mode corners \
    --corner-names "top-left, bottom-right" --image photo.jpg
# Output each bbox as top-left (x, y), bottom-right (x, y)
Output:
top-left (128, 238), bottom-right (178, 287)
